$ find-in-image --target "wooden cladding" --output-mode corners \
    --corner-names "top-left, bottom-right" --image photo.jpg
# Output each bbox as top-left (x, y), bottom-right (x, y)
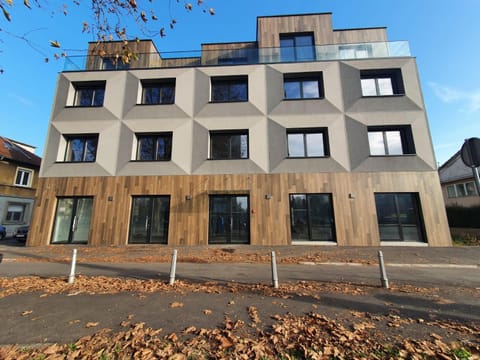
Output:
top-left (27, 171), bottom-right (451, 247)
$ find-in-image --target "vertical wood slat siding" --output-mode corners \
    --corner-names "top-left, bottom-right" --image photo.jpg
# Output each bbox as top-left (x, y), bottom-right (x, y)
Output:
top-left (28, 171), bottom-right (451, 247)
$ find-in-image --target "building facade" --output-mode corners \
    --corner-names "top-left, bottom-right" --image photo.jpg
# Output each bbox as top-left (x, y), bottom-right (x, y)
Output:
top-left (439, 150), bottom-right (480, 208)
top-left (0, 137), bottom-right (41, 237)
top-left (28, 13), bottom-right (451, 247)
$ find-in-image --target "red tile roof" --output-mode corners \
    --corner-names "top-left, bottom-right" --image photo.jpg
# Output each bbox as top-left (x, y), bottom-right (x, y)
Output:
top-left (0, 137), bottom-right (41, 167)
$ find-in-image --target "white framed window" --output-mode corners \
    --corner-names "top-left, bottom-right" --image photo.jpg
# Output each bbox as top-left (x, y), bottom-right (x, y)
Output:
top-left (14, 167), bottom-right (33, 187)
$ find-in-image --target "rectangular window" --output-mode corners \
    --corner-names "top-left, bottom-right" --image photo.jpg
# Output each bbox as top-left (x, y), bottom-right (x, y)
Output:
top-left (209, 195), bottom-right (250, 244)
top-left (290, 194), bottom-right (336, 242)
top-left (129, 196), bottom-right (170, 244)
top-left (280, 33), bottom-right (315, 61)
top-left (368, 126), bottom-right (415, 156)
top-left (339, 44), bottom-right (372, 59)
top-left (375, 193), bottom-right (425, 242)
top-left (141, 79), bottom-right (175, 105)
top-left (287, 129), bottom-right (329, 158)
top-left (136, 133), bottom-right (172, 161)
top-left (6, 204), bottom-right (25, 223)
top-left (102, 57), bottom-right (130, 70)
top-left (361, 69), bottom-right (404, 96)
top-left (64, 135), bottom-right (99, 162)
top-left (284, 73), bottom-right (324, 99)
top-left (211, 76), bottom-right (248, 102)
top-left (51, 197), bottom-right (93, 244)
top-left (14, 168), bottom-right (33, 187)
top-left (447, 181), bottom-right (477, 198)
top-left (210, 131), bottom-right (248, 160)
top-left (73, 82), bottom-right (105, 107)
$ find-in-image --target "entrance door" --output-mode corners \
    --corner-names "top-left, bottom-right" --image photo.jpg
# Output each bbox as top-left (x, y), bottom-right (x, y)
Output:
top-left (209, 195), bottom-right (249, 244)
top-left (51, 197), bottom-right (93, 244)
top-left (129, 196), bottom-right (170, 244)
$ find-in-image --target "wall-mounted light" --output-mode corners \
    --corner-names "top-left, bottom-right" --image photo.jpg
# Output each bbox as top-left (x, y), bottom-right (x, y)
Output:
top-left (185, 195), bottom-right (192, 201)
top-left (107, 196), bottom-right (113, 201)
top-left (348, 193), bottom-right (355, 199)
top-left (265, 194), bottom-right (272, 200)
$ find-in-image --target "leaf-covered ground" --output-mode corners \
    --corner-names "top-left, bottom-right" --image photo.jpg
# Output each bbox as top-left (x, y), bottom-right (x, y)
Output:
top-left (0, 275), bottom-right (479, 359)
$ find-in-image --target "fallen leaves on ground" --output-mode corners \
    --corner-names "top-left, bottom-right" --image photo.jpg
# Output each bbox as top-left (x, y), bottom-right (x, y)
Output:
top-left (0, 313), bottom-right (478, 360)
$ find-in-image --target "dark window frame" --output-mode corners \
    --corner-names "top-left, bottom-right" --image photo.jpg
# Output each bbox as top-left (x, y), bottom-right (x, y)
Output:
top-left (135, 132), bottom-right (173, 161)
top-left (128, 195), bottom-right (171, 244)
top-left (360, 69), bottom-right (405, 97)
top-left (72, 81), bottom-right (106, 107)
top-left (140, 79), bottom-right (176, 105)
top-left (283, 72), bottom-right (324, 100)
top-left (289, 193), bottom-right (336, 242)
top-left (367, 125), bottom-right (415, 156)
top-left (63, 134), bottom-right (99, 163)
top-left (280, 32), bottom-right (315, 61)
top-left (374, 192), bottom-right (426, 243)
top-left (210, 76), bottom-right (248, 103)
top-left (287, 128), bottom-right (329, 158)
top-left (209, 130), bottom-right (249, 160)
top-left (208, 194), bottom-right (250, 245)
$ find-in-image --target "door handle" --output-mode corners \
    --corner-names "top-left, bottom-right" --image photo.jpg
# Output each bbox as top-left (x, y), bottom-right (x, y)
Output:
top-left (145, 216), bottom-right (149, 230)
top-left (72, 216), bottom-right (77, 232)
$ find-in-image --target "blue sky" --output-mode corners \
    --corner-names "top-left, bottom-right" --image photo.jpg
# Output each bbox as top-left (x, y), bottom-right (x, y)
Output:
top-left (1, 0), bottom-right (479, 165)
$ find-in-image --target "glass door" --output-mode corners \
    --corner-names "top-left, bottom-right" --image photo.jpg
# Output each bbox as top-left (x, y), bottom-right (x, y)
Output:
top-left (51, 197), bottom-right (93, 244)
top-left (129, 196), bottom-right (170, 244)
top-left (209, 195), bottom-right (249, 244)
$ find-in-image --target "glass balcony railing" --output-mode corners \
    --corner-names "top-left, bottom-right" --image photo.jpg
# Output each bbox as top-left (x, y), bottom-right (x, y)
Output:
top-left (63, 41), bottom-right (411, 72)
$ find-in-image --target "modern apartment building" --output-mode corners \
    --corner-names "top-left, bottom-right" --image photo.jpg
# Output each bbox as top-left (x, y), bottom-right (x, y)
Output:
top-left (28, 13), bottom-right (451, 247)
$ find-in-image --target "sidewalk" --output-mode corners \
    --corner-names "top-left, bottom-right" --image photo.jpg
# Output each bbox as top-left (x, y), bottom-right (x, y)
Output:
top-left (1, 242), bottom-right (480, 266)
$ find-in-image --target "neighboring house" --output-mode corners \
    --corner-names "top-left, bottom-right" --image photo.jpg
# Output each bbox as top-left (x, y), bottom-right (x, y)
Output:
top-left (438, 150), bottom-right (480, 207)
top-left (28, 12), bottom-right (451, 247)
top-left (0, 137), bottom-right (41, 237)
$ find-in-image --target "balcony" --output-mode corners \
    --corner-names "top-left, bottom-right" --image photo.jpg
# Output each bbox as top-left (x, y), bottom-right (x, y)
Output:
top-left (63, 41), bottom-right (411, 72)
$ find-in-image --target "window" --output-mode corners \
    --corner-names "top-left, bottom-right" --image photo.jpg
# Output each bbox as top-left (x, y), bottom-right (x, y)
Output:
top-left (218, 57), bottom-right (248, 65)
top-left (446, 182), bottom-right (477, 198)
top-left (375, 193), bottom-right (425, 242)
top-left (290, 194), bottom-right (336, 242)
top-left (129, 196), bottom-right (170, 244)
top-left (64, 135), bottom-right (99, 162)
top-left (51, 197), bottom-right (93, 244)
top-left (284, 73), bottom-right (324, 99)
top-left (5, 204), bottom-right (25, 223)
top-left (210, 131), bottom-right (248, 160)
top-left (136, 133), bottom-right (172, 161)
top-left (102, 57), bottom-right (130, 70)
top-left (339, 44), bottom-right (372, 59)
top-left (368, 126), bottom-right (415, 156)
top-left (360, 69), bottom-right (404, 96)
top-left (280, 33), bottom-right (315, 61)
top-left (211, 76), bottom-right (248, 102)
top-left (209, 195), bottom-right (249, 244)
top-left (14, 168), bottom-right (33, 187)
top-left (73, 82), bottom-right (105, 107)
top-left (141, 79), bottom-right (175, 105)
top-left (287, 129), bottom-right (329, 158)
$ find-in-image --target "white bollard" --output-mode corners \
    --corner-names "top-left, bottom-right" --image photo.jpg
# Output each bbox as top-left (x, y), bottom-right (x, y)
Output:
top-left (377, 250), bottom-right (389, 289)
top-left (169, 249), bottom-right (178, 285)
top-left (68, 248), bottom-right (77, 284)
top-left (271, 251), bottom-right (279, 289)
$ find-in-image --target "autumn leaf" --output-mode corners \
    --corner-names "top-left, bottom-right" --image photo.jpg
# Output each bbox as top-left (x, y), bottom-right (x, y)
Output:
top-left (170, 301), bottom-right (184, 308)
top-left (85, 321), bottom-right (99, 328)
top-left (203, 309), bottom-right (212, 315)
top-left (49, 40), bottom-right (61, 48)
top-left (21, 310), bottom-right (33, 316)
